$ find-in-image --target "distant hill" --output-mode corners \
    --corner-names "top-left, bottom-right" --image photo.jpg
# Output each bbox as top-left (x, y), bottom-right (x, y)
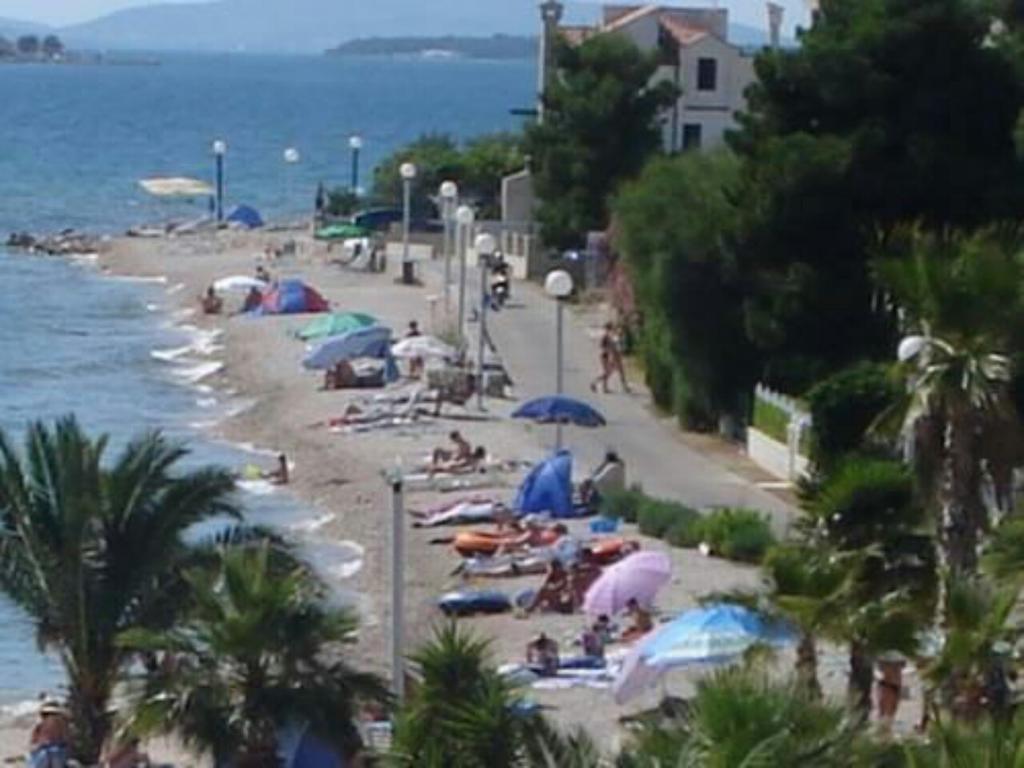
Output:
top-left (60, 0), bottom-right (539, 53)
top-left (328, 35), bottom-right (536, 60)
top-left (0, 16), bottom-right (52, 39)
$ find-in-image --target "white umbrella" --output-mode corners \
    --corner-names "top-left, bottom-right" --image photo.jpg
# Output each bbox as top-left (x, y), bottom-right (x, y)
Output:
top-left (391, 335), bottom-right (456, 360)
top-left (213, 275), bottom-right (268, 293)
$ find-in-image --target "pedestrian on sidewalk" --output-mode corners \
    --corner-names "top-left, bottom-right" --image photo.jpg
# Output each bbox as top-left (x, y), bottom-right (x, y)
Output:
top-left (591, 322), bottom-right (631, 394)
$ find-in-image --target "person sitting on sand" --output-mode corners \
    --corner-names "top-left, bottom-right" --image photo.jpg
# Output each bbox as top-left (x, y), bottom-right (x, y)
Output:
top-left (324, 360), bottom-right (357, 391)
top-left (432, 431), bottom-right (472, 465)
top-left (256, 264), bottom-right (272, 283)
top-left (430, 446), bottom-right (486, 476)
top-left (529, 560), bottom-right (574, 614)
top-left (526, 632), bottom-right (560, 676)
top-left (591, 451), bottom-right (626, 497)
top-left (29, 699), bottom-right (70, 768)
top-left (241, 285), bottom-right (263, 313)
top-left (622, 597), bottom-right (653, 642)
top-left (200, 286), bottom-right (223, 315)
top-left (103, 737), bottom-right (150, 768)
top-left (262, 454), bottom-right (289, 486)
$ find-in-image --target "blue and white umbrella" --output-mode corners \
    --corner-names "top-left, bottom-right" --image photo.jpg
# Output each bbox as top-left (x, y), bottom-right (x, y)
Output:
top-left (302, 325), bottom-right (393, 371)
top-left (512, 395), bottom-right (606, 428)
top-left (613, 604), bottom-right (795, 704)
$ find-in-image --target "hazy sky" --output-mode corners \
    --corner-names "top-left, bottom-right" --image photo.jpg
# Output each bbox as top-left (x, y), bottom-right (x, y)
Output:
top-left (0, 0), bottom-right (810, 31)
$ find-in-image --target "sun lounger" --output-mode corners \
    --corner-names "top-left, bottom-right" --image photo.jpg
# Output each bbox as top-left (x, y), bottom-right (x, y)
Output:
top-left (438, 589), bottom-right (512, 617)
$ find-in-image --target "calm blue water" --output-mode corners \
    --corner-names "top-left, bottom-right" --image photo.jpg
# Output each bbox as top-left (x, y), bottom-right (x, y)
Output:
top-left (0, 53), bottom-right (534, 708)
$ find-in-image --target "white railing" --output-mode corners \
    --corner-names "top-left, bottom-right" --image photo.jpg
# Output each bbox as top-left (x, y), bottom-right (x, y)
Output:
top-left (750, 384), bottom-right (813, 482)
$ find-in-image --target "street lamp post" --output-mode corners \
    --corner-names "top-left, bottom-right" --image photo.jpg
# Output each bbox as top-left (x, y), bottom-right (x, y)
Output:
top-left (439, 181), bottom-right (458, 316)
top-left (455, 205), bottom-right (475, 341)
top-left (349, 135), bottom-right (363, 193)
top-left (545, 269), bottom-right (575, 450)
top-left (384, 462), bottom-right (406, 702)
top-left (283, 147), bottom-right (300, 214)
top-left (400, 162), bottom-right (417, 286)
top-left (212, 139), bottom-right (227, 222)
top-left (474, 232), bottom-right (497, 411)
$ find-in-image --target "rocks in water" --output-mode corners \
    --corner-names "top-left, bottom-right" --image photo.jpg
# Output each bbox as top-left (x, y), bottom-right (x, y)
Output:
top-left (5, 230), bottom-right (105, 255)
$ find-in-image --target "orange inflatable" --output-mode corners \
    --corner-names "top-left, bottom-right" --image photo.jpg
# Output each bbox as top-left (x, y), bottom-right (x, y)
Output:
top-left (453, 528), bottom-right (560, 557)
top-left (587, 538), bottom-right (637, 565)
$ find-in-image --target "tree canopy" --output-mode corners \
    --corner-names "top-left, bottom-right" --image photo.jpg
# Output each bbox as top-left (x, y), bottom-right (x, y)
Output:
top-left (526, 34), bottom-right (676, 250)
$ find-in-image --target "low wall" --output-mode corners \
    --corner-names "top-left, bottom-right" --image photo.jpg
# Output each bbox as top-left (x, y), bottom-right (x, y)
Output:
top-left (747, 427), bottom-right (810, 482)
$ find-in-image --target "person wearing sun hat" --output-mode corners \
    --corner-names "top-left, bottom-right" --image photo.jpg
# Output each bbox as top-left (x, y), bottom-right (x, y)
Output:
top-left (29, 697), bottom-right (70, 768)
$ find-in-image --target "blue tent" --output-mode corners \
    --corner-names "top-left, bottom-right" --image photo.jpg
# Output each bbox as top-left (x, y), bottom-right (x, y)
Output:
top-left (255, 280), bottom-right (331, 316)
top-left (227, 204), bottom-right (265, 229)
top-left (515, 450), bottom-right (574, 519)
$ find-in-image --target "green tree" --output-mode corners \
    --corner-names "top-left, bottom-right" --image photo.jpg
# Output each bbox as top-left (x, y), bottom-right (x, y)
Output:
top-left (615, 150), bottom-right (756, 429)
top-left (526, 35), bottom-right (676, 250)
top-left (121, 543), bottom-right (389, 767)
top-left (0, 417), bottom-right (239, 763)
top-left (372, 133), bottom-right (463, 215)
top-left (41, 35), bottom-right (64, 58)
top-left (875, 226), bottom-right (1024, 576)
top-left (16, 35), bottom-right (39, 56)
top-left (460, 132), bottom-right (525, 218)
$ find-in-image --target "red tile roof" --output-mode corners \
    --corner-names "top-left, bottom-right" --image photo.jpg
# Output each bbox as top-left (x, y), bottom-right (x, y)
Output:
top-left (659, 15), bottom-right (709, 46)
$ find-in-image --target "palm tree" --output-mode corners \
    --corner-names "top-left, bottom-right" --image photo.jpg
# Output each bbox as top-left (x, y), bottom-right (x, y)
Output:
top-left (904, 712), bottom-right (1024, 766)
top-left (875, 225), bottom-right (1024, 577)
top-left (615, 666), bottom-right (864, 767)
top-left (120, 542), bottom-right (389, 767)
top-left (0, 417), bottom-right (239, 763)
top-left (391, 624), bottom-right (601, 767)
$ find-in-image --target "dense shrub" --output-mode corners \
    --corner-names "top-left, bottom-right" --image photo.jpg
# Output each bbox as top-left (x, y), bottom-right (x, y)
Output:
top-left (692, 508), bottom-right (776, 564)
top-left (600, 486), bottom-right (647, 523)
top-left (638, 498), bottom-right (700, 539)
top-left (805, 362), bottom-right (898, 469)
top-left (664, 519), bottom-right (701, 548)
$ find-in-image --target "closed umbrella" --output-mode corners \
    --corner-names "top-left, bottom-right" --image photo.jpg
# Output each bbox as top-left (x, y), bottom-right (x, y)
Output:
top-left (613, 604), bottom-right (795, 704)
top-left (512, 396), bottom-right (606, 428)
top-left (582, 551), bottom-right (671, 618)
top-left (297, 312), bottom-right (378, 342)
top-left (391, 335), bottom-right (456, 360)
top-left (302, 326), bottom-right (393, 370)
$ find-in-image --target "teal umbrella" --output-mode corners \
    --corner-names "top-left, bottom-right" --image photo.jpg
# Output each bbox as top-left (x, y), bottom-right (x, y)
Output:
top-left (296, 312), bottom-right (377, 342)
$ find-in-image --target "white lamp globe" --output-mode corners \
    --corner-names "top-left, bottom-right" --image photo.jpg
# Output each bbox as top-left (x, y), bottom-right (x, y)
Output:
top-left (212, 139), bottom-right (227, 156)
top-left (283, 147), bottom-right (300, 164)
top-left (440, 180), bottom-right (458, 200)
top-left (349, 135), bottom-right (363, 151)
top-left (474, 232), bottom-right (497, 257)
top-left (455, 205), bottom-right (475, 226)
top-left (545, 269), bottom-right (574, 299)
top-left (400, 162), bottom-right (417, 181)
top-left (898, 335), bottom-right (928, 363)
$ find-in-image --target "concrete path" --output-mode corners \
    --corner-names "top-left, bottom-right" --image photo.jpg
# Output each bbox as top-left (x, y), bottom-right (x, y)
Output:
top-left (483, 277), bottom-right (797, 531)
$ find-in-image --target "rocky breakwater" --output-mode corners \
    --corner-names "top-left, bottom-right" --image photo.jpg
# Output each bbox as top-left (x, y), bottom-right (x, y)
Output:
top-left (6, 230), bottom-right (108, 256)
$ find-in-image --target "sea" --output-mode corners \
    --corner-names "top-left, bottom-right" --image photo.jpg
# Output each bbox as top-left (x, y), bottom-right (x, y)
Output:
top-left (0, 52), bottom-right (534, 712)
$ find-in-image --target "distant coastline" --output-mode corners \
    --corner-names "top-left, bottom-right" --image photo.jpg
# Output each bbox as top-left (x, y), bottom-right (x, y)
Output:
top-left (326, 34), bottom-right (536, 61)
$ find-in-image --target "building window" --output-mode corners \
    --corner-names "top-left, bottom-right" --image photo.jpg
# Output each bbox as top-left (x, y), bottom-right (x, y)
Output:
top-left (682, 123), bottom-right (702, 151)
top-left (697, 57), bottom-right (717, 91)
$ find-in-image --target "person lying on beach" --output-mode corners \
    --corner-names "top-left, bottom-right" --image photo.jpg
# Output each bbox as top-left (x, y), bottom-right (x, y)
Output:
top-left (526, 632), bottom-right (560, 677)
top-left (412, 500), bottom-right (502, 528)
top-left (262, 453), bottom-right (289, 486)
top-left (622, 597), bottom-right (654, 642)
top-left (494, 519), bottom-right (570, 556)
top-left (200, 286), bottom-right (223, 315)
top-left (29, 699), bottom-right (70, 768)
top-left (241, 286), bottom-right (263, 313)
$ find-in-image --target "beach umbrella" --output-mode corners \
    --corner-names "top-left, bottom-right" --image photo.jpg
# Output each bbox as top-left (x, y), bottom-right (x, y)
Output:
top-left (302, 325), bottom-right (393, 370)
top-left (391, 335), bottom-right (456, 360)
top-left (582, 551), bottom-right (671, 618)
top-left (613, 603), bottom-right (796, 704)
top-left (512, 395), bottom-right (606, 428)
top-left (213, 275), bottom-right (268, 293)
top-left (297, 312), bottom-right (378, 342)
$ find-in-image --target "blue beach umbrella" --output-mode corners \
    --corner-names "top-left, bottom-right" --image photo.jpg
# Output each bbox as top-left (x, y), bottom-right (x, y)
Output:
top-left (613, 604), bottom-right (795, 704)
top-left (302, 325), bottom-right (392, 371)
top-left (512, 395), bottom-right (606, 427)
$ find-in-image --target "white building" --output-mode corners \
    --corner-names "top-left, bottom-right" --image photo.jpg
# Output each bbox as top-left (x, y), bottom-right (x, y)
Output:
top-left (560, 4), bottom-right (763, 151)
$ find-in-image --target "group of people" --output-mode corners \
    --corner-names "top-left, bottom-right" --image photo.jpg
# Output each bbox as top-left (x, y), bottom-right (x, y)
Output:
top-left (201, 266), bottom-right (274, 316)
top-left (430, 431), bottom-right (487, 475)
top-left (28, 699), bottom-right (148, 768)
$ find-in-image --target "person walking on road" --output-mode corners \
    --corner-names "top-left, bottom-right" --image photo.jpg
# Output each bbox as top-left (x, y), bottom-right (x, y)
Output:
top-left (591, 322), bottom-right (631, 394)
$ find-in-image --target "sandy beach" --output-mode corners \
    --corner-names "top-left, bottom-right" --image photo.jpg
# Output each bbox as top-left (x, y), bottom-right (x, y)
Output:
top-left (1, 225), bottom-right (910, 763)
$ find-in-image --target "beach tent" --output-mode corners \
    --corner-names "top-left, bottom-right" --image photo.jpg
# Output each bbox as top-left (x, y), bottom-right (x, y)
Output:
top-left (297, 312), bottom-right (378, 342)
top-left (255, 280), bottom-right (330, 315)
top-left (227, 204), bottom-right (265, 229)
top-left (514, 450), bottom-right (574, 519)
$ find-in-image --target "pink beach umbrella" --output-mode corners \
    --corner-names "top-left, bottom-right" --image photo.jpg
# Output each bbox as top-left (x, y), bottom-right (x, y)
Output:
top-left (583, 551), bottom-right (672, 618)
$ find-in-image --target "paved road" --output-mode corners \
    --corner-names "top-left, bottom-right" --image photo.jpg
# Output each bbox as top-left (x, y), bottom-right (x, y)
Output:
top-left (484, 277), bottom-right (796, 531)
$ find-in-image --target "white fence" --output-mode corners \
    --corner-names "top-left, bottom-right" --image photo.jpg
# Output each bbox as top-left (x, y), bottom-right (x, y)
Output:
top-left (747, 384), bottom-right (813, 482)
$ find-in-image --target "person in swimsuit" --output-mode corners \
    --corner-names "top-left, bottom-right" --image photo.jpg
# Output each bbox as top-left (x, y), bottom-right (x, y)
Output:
top-left (29, 699), bottom-right (70, 768)
top-left (591, 322), bottom-right (631, 394)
